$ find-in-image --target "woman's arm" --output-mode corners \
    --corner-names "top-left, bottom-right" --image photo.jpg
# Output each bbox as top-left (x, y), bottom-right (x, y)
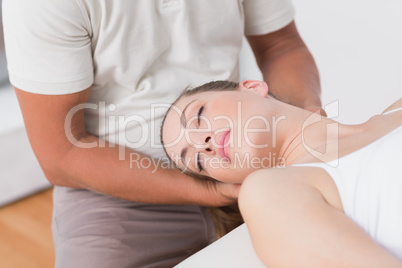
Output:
top-left (382, 98), bottom-right (402, 114)
top-left (239, 167), bottom-right (402, 268)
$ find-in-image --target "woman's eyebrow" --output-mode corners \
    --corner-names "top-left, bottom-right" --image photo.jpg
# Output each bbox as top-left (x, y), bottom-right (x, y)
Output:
top-left (180, 99), bottom-right (196, 128)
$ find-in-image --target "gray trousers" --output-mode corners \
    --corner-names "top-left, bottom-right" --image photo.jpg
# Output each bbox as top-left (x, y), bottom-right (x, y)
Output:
top-left (51, 186), bottom-right (216, 268)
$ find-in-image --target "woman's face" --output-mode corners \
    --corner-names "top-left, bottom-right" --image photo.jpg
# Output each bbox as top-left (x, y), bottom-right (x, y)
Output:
top-left (162, 80), bottom-right (280, 183)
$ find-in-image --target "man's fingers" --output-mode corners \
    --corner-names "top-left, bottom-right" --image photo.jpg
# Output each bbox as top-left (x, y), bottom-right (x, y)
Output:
top-left (305, 105), bottom-right (327, 117)
top-left (218, 182), bottom-right (241, 201)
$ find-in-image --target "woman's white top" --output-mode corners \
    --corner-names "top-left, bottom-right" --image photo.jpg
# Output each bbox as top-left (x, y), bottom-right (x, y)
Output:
top-left (297, 108), bottom-right (402, 260)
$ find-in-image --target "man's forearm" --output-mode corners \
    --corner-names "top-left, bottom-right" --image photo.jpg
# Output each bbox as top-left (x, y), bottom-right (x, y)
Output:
top-left (260, 45), bottom-right (321, 110)
top-left (247, 21), bottom-right (322, 111)
top-left (262, 45), bottom-right (321, 108)
top-left (47, 133), bottom-right (214, 205)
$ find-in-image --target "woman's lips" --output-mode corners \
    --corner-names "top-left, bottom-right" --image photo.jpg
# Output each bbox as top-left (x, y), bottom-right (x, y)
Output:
top-left (218, 130), bottom-right (231, 162)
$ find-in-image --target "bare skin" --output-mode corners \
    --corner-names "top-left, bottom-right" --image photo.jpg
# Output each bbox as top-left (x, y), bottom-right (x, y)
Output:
top-left (248, 21), bottom-right (323, 115)
top-left (162, 78), bottom-right (400, 185)
top-left (239, 100), bottom-right (402, 268)
top-left (162, 81), bottom-right (402, 266)
top-left (239, 165), bottom-right (402, 268)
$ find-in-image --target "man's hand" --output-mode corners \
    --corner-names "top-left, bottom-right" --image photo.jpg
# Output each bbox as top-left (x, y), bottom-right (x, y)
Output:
top-left (202, 179), bottom-right (241, 207)
top-left (305, 105), bottom-right (327, 117)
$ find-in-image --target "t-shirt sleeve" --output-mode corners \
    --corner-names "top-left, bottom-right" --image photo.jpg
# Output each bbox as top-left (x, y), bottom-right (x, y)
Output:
top-left (243, 0), bottom-right (296, 36)
top-left (3, 0), bottom-right (93, 95)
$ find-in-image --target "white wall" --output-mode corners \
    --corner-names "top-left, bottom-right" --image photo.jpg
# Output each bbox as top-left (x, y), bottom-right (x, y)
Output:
top-left (240, 0), bottom-right (402, 124)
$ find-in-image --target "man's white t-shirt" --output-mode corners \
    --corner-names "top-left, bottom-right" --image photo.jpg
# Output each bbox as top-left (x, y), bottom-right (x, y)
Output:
top-left (3, 0), bottom-right (294, 159)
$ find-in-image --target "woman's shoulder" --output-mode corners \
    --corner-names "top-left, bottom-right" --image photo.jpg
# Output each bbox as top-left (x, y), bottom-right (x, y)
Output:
top-left (243, 166), bottom-right (344, 212)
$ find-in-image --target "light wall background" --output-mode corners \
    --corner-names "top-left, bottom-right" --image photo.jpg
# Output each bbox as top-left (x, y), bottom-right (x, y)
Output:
top-left (240, 0), bottom-right (402, 124)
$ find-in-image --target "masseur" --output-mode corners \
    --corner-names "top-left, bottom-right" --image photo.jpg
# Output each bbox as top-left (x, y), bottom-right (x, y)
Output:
top-left (3, 1), bottom-right (322, 267)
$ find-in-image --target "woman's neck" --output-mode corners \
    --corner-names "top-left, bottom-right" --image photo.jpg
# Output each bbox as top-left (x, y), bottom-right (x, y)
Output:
top-left (271, 101), bottom-right (361, 165)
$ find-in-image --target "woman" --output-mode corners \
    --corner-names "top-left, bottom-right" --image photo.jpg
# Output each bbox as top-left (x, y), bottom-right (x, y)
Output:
top-left (160, 80), bottom-right (402, 267)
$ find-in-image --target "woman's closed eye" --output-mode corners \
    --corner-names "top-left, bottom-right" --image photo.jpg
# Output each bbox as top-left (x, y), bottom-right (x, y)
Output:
top-left (196, 106), bottom-right (205, 172)
top-left (197, 106), bottom-right (204, 126)
top-left (196, 152), bottom-right (203, 172)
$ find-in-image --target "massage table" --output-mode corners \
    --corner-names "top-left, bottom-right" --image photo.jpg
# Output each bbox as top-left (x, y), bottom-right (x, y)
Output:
top-left (175, 224), bottom-right (265, 267)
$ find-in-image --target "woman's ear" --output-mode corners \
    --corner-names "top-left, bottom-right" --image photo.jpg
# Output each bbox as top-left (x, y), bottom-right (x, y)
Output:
top-left (239, 80), bottom-right (269, 97)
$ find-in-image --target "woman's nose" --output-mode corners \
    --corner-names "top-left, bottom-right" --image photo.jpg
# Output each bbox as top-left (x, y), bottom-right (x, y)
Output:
top-left (188, 131), bottom-right (216, 154)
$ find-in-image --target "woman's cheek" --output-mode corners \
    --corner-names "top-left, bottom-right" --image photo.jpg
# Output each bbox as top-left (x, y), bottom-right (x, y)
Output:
top-left (205, 158), bottom-right (233, 183)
